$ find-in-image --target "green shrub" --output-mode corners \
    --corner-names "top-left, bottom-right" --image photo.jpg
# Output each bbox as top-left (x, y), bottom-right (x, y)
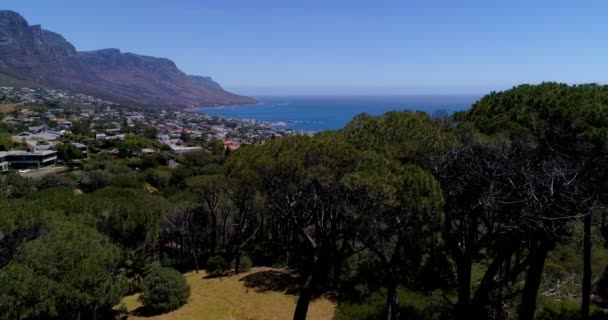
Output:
top-left (36, 174), bottom-right (76, 190)
top-left (140, 267), bottom-right (190, 313)
top-left (335, 291), bottom-right (385, 320)
top-left (144, 168), bottom-right (171, 191)
top-left (0, 172), bottom-right (33, 198)
top-left (596, 265), bottom-right (608, 301)
top-left (206, 255), bottom-right (228, 276)
top-left (231, 255), bottom-right (253, 272)
top-left (537, 296), bottom-right (607, 320)
top-left (335, 288), bottom-right (451, 320)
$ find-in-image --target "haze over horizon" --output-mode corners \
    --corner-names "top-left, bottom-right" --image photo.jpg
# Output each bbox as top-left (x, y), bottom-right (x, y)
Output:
top-left (4, 0), bottom-right (608, 95)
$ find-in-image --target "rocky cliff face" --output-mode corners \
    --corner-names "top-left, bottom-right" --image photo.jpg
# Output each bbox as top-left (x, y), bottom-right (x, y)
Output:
top-left (0, 10), bottom-right (255, 108)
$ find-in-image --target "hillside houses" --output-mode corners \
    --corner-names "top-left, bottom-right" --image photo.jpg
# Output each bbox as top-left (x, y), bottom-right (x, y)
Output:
top-left (0, 87), bottom-right (118, 107)
top-left (0, 86), bottom-right (299, 173)
top-left (12, 125), bottom-right (62, 151)
top-left (156, 134), bottom-right (202, 154)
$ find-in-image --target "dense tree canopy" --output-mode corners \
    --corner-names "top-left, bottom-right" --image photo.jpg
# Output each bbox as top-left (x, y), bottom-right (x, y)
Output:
top-left (2, 83), bottom-right (608, 320)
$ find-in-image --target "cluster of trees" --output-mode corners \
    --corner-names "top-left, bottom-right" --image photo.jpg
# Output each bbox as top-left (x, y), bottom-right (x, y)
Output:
top-left (1, 83), bottom-right (608, 320)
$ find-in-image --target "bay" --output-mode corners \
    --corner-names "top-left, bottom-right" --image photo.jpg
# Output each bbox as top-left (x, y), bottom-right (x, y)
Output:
top-left (198, 95), bottom-right (480, 132)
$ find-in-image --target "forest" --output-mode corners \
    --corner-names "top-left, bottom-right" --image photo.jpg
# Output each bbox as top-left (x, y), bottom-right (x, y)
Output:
top-left (2, 82), bottom-right (608, 320)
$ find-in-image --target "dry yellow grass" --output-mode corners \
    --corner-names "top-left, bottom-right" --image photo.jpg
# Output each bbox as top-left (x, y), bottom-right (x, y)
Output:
top-left (0, 103), bottom-right (16, 114)
top-left (119, 267), bottom-right (336, 320)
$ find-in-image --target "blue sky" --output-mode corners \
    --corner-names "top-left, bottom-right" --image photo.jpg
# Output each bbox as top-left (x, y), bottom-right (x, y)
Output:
top-left (3, 1), bottom-right (608, 95)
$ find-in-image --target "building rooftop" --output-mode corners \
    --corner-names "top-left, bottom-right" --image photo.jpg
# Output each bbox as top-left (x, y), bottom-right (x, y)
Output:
top-left (6, 150), bottom-right (57, 156)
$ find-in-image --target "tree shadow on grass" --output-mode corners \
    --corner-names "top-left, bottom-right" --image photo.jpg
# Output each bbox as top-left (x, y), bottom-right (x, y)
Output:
top-left (203, 272), bottom-right (231, 279)
top-left (239, 270), bottom-right (300, 295)
top-left (128, 305), bottom-right (171, 318)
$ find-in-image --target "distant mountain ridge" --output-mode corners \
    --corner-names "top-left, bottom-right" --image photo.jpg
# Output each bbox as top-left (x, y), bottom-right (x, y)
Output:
top-left (0, 10), bottom-right (255, 108)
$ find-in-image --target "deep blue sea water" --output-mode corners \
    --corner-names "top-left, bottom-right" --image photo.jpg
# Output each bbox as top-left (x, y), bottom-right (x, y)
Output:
top-left (198, 95), bottom-right (480, 132)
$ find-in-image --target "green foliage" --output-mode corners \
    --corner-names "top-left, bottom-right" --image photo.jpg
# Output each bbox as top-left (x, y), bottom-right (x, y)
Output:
top-left (55, 143), bottom-right (83, 161)
top-left (537, 296), bottom-right (607, 320)
top-left (207, 255), bottom-right (228, 275)
top-left (0, 220), bottom-right (125, 319)
top-left (92, 188), bottom-right (167, 250)
top-left (596, 264), bottom-right (608, 301)
top-left (186, 174), bottom-right (227, 200)
top-left (466, 82), bottom-right (608, 150)
top-left (118, 134), bottom-right (161, 158)
top-left (0, 132), bottom-right (21, 151)
top-left (78, 168), bottom-right (142, 192)
top-left (0, 172), bottom-right (33, 199)
top-left (343, 111), bottom-right (455, 168)
top-left (335, 288), bottom-right (451, 320)
top-left (70, 120), bottom-right (92, 137)
top-left (78, 170), bottom-right (112, 192)
top-left (36, 174), bottom-right (76, 190)
top-left (118, 252), bottom-right (154, 294)
top-left (231, 255), bottom-right (253, 272)
top-left (178, 150), bottom-right (223, 174)
top-left (141, 152), bottom-right (168, 169)
top-left (143, 126), bottom-right (159, 139)
top-left (0, 263), bottom-right (59, 320)
top-left (140, 267), bottom-right (190, 313)
top-left (170, 165), bottom-right (194, 188)
top-left (206, 139), bottom-right (225, 155)
top-left (3, 83), bottom-right (608, 320)
top-left (144, 167), bottom-right (171, 191)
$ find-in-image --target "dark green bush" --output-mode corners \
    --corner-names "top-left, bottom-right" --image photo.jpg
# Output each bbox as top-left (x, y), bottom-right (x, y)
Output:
top-left (36, 174), bottom-right (76, 190)
top-left (0, 172), bottom-right (33, 198)
top-left (206, 255), bottom-right (228, 276)
top-left (537, 296), bottom-right (607, 320)
top-left (596, 265), bottom-right (608, 301)
top-left (140, 267), bottom-right (190, 313)
top-left (144, 168), bottom-right (171, 191)
top-left (335, 288), bottom-right (451, 320)
top-left (231, 255), bottom-right (253, 272)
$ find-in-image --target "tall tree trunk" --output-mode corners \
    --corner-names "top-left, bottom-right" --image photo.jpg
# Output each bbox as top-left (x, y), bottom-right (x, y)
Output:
top-left (293, 223), bottom-right (321, 320)
top-left (286, 223), bottom-right (292, 267)
top-left (222, 214), bottom-right (229, 249)
top-left (582, 214), bottom-right (592, 319)
top-left (455, 217), bottom-right (476, 320)
top-left (210, 211), bottom-right (217, 254)
top-left (192, 249), bottom-right (199, 273)
top-left (385, 268), bottom-right (399, 320)
top-left (455, 255), bottom-right (472, 319)
top-left (234, 248), bottom-right (242, 274)
top-left (468, 254), bottom-right (503, 320)
top-left (496, 254), bottom-right (511, 320)
top-left (293, 253), bottom-right (318, 320)
top-left (332, 241), bottom-right (348, 290)
top-left (518, 240), bottom-right (550, 320)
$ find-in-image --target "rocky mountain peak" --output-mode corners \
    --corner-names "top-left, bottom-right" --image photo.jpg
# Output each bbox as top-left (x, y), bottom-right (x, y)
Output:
top-left (0, 10), bottom-right (28, 28)
top-left (0, 10), bottom-right (255, 108)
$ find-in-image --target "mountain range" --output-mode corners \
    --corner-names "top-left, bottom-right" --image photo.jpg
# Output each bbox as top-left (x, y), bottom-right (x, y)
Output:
top-left (0, 10), bottom-right (255, 108)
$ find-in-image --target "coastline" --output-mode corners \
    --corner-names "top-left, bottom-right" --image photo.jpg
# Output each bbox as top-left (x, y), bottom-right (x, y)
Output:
top-left (192, 107), bottom-right (295, 132)
top-left (187, 95), bottom-right (476, 132)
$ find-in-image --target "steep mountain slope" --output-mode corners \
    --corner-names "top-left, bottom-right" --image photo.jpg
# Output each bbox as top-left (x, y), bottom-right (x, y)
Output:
top-left (0, 10), bottom-right (255, 108)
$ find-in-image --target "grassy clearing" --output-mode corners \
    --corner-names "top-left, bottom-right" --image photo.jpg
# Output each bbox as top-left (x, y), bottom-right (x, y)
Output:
top-left (119, 267), bottom-right (336, 320)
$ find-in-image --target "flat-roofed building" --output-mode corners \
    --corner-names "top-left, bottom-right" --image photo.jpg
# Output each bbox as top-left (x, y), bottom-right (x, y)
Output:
top-left (5, 150), bottom-right (57, 169)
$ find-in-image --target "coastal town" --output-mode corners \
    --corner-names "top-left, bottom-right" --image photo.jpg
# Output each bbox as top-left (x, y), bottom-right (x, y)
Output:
top-left (0, 86), bottom-right (299, 172)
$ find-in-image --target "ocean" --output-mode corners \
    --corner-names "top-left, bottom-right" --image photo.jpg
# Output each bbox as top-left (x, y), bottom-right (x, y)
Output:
top-left (198, 95), bottom-right (480, 132)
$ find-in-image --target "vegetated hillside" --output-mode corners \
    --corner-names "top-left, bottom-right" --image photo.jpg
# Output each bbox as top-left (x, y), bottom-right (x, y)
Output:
top-left (0, 10), bottom-right (256, 108)
top-left (3, 83), bottom-right (608, 320)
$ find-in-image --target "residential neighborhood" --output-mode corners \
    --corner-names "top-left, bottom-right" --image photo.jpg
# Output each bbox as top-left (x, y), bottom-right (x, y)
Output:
top-left (0, 86), bottom-right (301, 173)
